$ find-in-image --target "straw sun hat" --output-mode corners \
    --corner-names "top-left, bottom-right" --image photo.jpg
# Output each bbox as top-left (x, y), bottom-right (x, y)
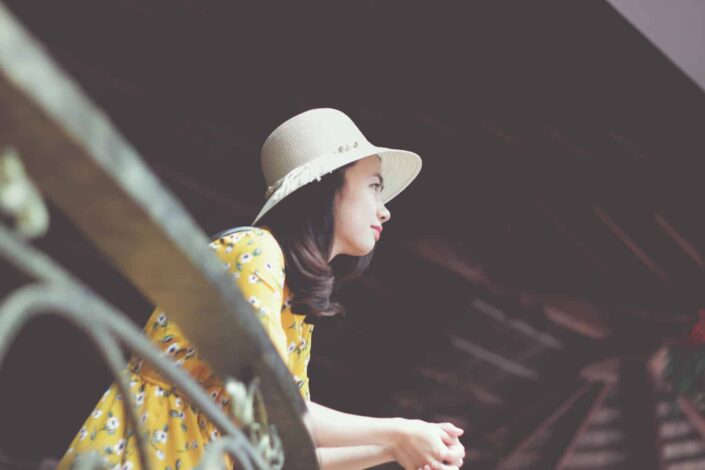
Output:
top-left (252, 108), bottom-right (422, 224)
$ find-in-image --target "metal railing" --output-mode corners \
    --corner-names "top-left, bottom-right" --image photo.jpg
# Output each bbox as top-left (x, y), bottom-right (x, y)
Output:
top-left (0, 2), bottom-right (317, 468)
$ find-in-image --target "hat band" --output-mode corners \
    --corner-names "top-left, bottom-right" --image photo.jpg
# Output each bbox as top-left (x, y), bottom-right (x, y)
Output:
top-left (263, 141), bottom-right (371, 200)
top-left (264, 156), bottom-right (334, 200)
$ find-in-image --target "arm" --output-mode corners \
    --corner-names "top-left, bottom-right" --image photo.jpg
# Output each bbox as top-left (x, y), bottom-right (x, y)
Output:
top-left (299, 403), bottom-right (395, 469)
top-left (316, 445), bottom-right (394, 470)
top-left (213, 233), bottom-right (465, 468)
top-left (212, 229), bottom-right (289, 359)
top-left (307, 401), bottom-right (400, 449)
top-left (306, 402), bottom-right (466, 470)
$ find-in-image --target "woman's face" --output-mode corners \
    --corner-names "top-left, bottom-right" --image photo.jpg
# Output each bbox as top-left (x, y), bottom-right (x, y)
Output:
top-left (330, 155), bottom-right (391, 260)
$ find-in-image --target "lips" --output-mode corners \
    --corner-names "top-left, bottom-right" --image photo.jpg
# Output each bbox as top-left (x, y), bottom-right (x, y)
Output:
top-left (371, 225), bottom-right (383, 238)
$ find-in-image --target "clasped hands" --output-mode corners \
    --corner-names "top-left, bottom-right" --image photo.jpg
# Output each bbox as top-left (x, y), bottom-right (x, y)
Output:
top-left (390, 418), bottom-right (465, 470)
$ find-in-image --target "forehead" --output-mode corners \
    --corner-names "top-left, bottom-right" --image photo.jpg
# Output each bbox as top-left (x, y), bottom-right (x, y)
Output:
top-left (350, 155), bottom-right (382, 175)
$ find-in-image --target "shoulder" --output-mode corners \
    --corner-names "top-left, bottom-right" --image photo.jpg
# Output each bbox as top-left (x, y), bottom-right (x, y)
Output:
top-left (210, 227), bottom-right (284, 269)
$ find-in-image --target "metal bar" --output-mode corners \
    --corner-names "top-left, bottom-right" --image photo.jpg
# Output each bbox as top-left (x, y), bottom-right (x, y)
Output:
top-left (0, 283), bottom-right (263, 468)
top-left (0, 285), bottom-right (151, 469)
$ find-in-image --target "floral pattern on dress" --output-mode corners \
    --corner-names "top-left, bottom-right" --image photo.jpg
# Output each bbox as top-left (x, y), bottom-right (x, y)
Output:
top-left (58, 228), bottom-right (313, 469)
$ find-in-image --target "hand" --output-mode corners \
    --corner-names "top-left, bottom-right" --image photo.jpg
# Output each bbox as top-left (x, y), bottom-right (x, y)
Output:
top-left (436, 422), bottom-right (465, 468)
top-left (417, 423), bottom-right (465, 469)
top-left (390, 419), bottom-right (465, 470)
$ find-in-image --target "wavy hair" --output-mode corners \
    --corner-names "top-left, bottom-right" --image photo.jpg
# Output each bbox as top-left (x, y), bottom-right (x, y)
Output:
top-left (256, 162), bottom-right (373, 323)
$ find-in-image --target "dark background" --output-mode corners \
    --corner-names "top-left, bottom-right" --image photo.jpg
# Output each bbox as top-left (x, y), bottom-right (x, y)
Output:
top-left (1, 1), bottom-right (705, 468)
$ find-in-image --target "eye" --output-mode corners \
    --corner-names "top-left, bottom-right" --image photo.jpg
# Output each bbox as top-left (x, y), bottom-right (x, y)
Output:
top-left (370, 182), bottom-right (383, 192)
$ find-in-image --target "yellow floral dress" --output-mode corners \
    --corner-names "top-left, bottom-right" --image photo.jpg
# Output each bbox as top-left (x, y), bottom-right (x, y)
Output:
top-left (58, 227), bottom-right (313, 470)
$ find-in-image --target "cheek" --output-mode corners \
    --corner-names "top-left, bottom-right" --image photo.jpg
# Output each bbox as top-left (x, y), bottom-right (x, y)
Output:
top-left (336, 194), bottom-right (373, 235)
top-left (347, 195), bottom-right (375, 226)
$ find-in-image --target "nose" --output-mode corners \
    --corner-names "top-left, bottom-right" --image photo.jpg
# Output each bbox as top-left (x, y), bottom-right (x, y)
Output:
top-left (378, 204), bottom-right (391, 224)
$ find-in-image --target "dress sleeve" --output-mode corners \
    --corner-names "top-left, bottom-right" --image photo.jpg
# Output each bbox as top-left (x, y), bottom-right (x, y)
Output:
top-left (209, 228), bottom-right (289, 364)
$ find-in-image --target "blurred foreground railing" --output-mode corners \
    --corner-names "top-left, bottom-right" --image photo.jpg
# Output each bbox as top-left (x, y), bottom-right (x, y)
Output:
top-left (0, 2), bottom-right (317, 468)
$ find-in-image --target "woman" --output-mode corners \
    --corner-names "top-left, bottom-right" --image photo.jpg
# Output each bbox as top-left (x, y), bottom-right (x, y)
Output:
top-left (59, 109), bottom-right (466, 470)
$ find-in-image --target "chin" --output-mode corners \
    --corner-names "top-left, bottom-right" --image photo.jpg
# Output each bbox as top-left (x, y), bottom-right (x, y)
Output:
top-left (348, 242), bottom-right (375, 257)
top-left (362, 242), bottom-right (377, 256)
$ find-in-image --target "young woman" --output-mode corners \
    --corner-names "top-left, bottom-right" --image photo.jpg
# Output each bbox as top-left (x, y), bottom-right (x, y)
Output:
top-left (58, 109), bottom-right (466, 470)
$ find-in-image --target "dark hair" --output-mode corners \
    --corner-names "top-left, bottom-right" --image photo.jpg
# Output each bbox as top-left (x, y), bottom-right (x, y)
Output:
top-left (256, 162), bottom-right (374, 323)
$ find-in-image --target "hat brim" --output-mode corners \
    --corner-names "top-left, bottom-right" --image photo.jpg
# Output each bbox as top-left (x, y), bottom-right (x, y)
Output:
top-left (375, 147), bottom-right (422, 205)
top-left (252, 145), bottom-right (422, 224)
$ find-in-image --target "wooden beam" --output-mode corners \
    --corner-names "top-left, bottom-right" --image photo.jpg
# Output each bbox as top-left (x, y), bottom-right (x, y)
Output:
top-left (536, 201), bottom-right (613, 279)
top-left (678, 396), bottom-right (705, 443)
top-left (580, 357), bottom-right (621, 383)
top-left (555, 382), bottom-right (613, 469)
top-left (498, 381), bottom-right (594, 468)
top-left (543, 298), bottom-right (612, 339)
top-left (654, 212), bottom-right (704, 267)
top-left (472, 298), bottom-right (564, 350)
top-left (450, 335), bottom-right (540, 381)
top-left (407, 237), bottom-right (501, 292)
top-left (593, 206), bottom-right (670, 284)
top-left (620, 359), bottom-right (661, 470)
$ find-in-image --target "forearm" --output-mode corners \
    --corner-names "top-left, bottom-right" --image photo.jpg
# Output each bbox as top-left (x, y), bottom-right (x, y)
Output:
top-left (317, 445), bottom-right (394, 470)
top-left (307, 401), bottom-right (400, 449)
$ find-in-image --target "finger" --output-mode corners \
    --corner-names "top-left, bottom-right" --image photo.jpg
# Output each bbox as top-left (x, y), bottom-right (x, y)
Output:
top-left (440, 430), bottom-right (459, 446)
top-left (444, 443), bottom-right (465, 467)
top-left (434, 445), bottom-right (450, 462)
top-left (438, 422), bottom-right (464, 436)
top-left (431, 462), bottom-right (458, 470)
top-left (446, 444), bottom-right (465, 461)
